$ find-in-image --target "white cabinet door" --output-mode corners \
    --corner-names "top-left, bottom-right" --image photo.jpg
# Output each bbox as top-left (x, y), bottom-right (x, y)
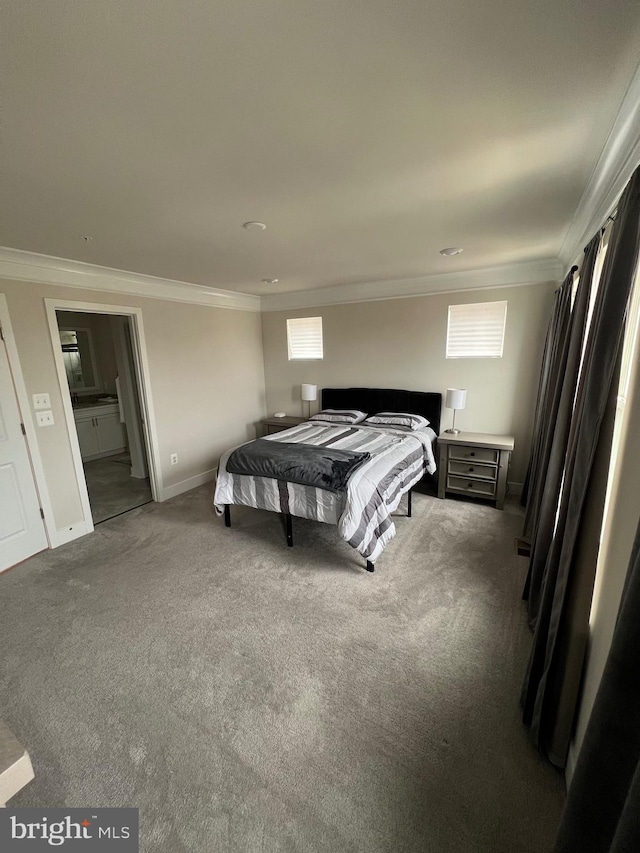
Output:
top-left (95, 412), bottom-right (126, 454)
top-left (75, 417), bottom-right (100, 458)
top-left (74, 407), bottom-right (126, 460)
top-left (0, 339), bottom-right (48, 572)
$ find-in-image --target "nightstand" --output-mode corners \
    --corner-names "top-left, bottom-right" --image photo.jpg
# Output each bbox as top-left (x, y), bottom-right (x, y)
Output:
top-left (262, 416), bottom-right (307, 435)
top-left (437, 431), bottom-right (514, 510)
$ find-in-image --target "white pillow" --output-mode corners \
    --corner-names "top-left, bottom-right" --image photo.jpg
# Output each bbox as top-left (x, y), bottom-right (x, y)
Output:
top-left (363, 412), bottom-right (430, 430)
top-left (309, 409), bottom-right (367, 425)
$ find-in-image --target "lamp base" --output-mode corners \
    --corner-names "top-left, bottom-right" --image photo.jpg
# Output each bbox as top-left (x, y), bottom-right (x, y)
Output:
top-left (444, 428), bottom-right (461, 434)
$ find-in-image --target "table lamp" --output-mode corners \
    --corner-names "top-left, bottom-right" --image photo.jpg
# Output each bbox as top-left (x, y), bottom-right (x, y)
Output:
top-left (444, 388), bottom-right (467, 434)
top-left (301, 383), bottom-right (317, 418)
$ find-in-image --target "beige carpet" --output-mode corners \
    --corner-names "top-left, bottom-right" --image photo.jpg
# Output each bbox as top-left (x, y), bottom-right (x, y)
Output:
top-left (0, 486), bottom-right (564, 852)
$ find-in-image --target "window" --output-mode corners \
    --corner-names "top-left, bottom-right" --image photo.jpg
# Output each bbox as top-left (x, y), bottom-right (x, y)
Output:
top-left (287, 316), bottom-right (323, 360)
top-left (446, 300), bottom-right (508, 358)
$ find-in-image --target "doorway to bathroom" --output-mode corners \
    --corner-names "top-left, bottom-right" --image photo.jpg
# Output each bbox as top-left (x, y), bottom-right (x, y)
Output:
top-left (52, 304), bottom-right (157, 525)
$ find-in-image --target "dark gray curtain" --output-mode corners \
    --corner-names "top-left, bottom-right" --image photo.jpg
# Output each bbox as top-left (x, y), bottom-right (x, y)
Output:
top-left (521, 267), bottom-right (577, 534)
top-left (522, 236), bottom-right (600, 615)
top-left (521, 166), bottom-right (640, 763)
top-left (553, 521), bottom-right (640, 853)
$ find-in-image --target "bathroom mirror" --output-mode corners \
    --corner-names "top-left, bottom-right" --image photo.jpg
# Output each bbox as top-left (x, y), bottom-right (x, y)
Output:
top-left (59, 328), bottom-right (100, 392)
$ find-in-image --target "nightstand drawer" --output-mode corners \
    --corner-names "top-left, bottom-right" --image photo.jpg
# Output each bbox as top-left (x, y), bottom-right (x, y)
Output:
top-left (447, 474), bottom-right (497, 498)
top-left (448, 460), bottom-right (497, 480)
top-left (449, 445), bottom-right (498, 464)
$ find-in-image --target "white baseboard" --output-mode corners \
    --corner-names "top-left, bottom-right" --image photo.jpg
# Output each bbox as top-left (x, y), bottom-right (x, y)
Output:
top-left (508, 481), bottom-right (523, 497)
top-left (53, 520), bottom-right (93, 547)
top-left (160, 468), bottom-right (217, 501)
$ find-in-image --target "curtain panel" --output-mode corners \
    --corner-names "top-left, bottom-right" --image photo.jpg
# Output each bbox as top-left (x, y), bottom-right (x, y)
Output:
top-left (521, 268), bottom-right (575, 522)
top-left (521, 166), bottom-right (640, 765)
top-left (523, 236), bottom-right (600, 618)
top-left (553, 521), bottom-right (640, 853)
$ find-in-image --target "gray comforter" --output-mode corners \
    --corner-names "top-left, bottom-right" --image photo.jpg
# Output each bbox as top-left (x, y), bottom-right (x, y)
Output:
top-left (226, 439), bottom-right (370, 493)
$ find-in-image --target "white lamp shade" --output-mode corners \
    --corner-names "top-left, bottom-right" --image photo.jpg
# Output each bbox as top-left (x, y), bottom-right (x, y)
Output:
top-left (445, 388), bottom-right (467, 410)
top-left (301, 383), bottom-right (317, 402)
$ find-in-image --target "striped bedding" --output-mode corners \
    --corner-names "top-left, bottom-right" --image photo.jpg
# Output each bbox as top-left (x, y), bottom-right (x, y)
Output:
top-left (214, 421), bottom-right (437, 562)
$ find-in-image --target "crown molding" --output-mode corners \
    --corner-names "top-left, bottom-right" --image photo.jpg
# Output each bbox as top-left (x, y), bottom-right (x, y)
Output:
top-left (260, 257), bottom-right (562, 312)
top-left (559, 60), bottom-right (640, 269)
top-left (0, 247), bottom-right (561, 315)
top-left (0, 247), bottom-right (261, 312)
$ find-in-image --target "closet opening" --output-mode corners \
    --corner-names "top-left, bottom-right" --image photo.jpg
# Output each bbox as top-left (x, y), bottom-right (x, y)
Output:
top-left (55, 309), bottom-right (154, 524)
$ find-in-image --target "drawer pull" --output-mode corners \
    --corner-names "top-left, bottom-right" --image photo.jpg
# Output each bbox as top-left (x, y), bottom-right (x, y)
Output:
top-left (468, 467), bottom-right (474, 472)
top-left (470, 452), bottom-right (475, 457)
top-left (468, 482), bottom-right (473, 488)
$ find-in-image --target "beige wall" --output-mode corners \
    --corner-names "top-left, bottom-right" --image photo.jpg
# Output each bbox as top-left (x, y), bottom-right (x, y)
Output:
top-left (2, 274), bottom-right (555, 534)
top-left (262, 282), bottom-right (557, 483)
top-left (1, 280), bottom-right (266, 531)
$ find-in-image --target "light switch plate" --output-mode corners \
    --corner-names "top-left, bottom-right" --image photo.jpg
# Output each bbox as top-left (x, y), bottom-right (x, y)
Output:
top-left (32, 393), bottom-right (51, 410)
top-left (36, 410), bottom-right (55, 427)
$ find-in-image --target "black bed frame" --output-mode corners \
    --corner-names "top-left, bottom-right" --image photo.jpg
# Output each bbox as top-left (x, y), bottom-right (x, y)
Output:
top-left (224, 387), bottom-right (442, 573)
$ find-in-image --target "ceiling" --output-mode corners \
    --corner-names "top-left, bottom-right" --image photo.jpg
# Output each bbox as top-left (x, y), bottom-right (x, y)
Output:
top-left (2, 0), bottom-right (640, 297)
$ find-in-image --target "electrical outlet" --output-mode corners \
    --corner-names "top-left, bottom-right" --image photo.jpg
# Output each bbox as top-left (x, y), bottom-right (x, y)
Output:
top-left (32, 393), bottom-right (51, 410)
top-left (36, 410), bottom-right (55, 427)
top-left (170, 453), bottom-right (178, 465)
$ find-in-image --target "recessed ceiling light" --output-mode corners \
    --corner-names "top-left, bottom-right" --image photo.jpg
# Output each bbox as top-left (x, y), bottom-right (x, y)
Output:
top-left (79, 235), bottom-right (93, 242)
top-left (440, 247), bottom-right (463, 256)
top-left (243, 221), bottom-right (267, 231)
top-left (262, 278), bottom-right (279, 285)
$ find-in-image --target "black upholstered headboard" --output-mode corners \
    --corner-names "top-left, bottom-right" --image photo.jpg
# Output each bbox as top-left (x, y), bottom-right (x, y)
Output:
top-left (321, 388), bottom-right (442, 435)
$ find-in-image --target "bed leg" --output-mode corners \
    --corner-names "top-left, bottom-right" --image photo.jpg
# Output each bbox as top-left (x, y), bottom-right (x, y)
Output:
top-left (366, 560), bottom-right (375, 573)
top-left (284, 513), bottom-right (293, 547)
top-left (224, 505), bottom-right (231, 528)
top-left (407, 489), bottom-right (412, 518)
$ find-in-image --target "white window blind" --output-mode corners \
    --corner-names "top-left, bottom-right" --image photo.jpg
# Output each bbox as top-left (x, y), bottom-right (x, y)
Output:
top-left (446, 300), bottom-right (508, 358)
top-left (287, 316), bottom-right (323, 360)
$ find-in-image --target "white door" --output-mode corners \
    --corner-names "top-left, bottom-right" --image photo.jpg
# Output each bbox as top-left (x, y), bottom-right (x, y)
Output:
top-left (0, 338), bottom-right (48, 572)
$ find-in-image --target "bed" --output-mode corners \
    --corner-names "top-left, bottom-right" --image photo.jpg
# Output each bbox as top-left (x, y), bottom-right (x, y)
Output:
top-left (214, 388), bottom-right (442, 572)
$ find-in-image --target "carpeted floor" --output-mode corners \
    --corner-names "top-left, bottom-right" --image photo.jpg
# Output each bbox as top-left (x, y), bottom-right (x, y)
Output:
top-left (84, 456), bottom-right (152, 523)
top-left (0, 487), bottom-right (564, 852)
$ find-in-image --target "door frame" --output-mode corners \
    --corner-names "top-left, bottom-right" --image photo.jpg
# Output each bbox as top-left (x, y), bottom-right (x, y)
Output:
top-left (0, 293), bottom-right (55, 547)
top-left (44, 298), bottom-right (163, 532)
